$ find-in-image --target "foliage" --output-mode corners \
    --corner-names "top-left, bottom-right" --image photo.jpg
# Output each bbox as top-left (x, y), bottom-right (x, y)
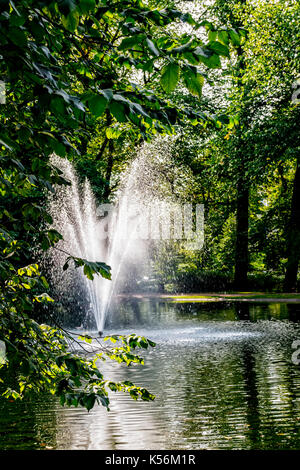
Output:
top-left (143, 0), bottom-right (300, 293)
top-left (0, 0), bottom-right (240, 410)
top-left (0, 261), bottom-right (155, 410)
top-left (3, 0), bottom-right (298, 413)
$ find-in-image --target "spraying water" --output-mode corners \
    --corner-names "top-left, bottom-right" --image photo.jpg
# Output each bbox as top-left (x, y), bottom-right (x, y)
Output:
top-left (48, 153), bottom-right (154, 332)
top-left (48, 138), bottom-right (196, 332)
top-left (47, 155), bottom-right (106, 330)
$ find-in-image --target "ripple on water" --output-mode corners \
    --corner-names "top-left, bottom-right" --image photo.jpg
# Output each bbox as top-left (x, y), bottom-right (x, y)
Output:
top-left (1, 302), bottom-right (300, 449)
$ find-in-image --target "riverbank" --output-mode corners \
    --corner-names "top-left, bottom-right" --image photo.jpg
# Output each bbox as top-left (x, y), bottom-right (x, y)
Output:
top-left (117, 292), bottom-right (300, 303)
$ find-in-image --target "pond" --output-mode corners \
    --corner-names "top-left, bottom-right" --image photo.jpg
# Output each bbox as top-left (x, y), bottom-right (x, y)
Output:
top-left (1, 300), bottom-right (300, 450)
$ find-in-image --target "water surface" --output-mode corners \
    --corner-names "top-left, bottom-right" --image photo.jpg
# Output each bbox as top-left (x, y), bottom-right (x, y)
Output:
top-left (1, 300), bottom-right (300, 450)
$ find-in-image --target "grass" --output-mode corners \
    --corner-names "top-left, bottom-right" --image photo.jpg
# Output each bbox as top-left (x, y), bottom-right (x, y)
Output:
top-left (166, 294), bottom-right (217, 299)
top-left (223, 292), bottom-right (300, 299)
top-left (167, 295), bottom-right (219, 303)
top-left (164, 292), bottom-right (300, 303)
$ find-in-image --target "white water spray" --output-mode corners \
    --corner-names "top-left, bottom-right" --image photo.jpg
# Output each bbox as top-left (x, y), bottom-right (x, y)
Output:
top-left (48, 153), bottom-right (152, 332)
top-left (48, 138), bottom-right (194, 331)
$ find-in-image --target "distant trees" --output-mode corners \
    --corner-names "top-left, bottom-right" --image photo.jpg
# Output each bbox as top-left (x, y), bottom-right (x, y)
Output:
top-left (212, 0), bottom-right (300, 290)
top-left (151, 0), bottom-right (300, 293)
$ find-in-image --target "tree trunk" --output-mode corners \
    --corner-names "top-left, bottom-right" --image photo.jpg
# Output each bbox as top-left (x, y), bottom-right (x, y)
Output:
top-left (232, 0), bottom-right (248, 291)
top-left (234, 179), bottom-right (249, 290)
top-left (284, 160), bottom-right (300, 292)
top-left (103, 139), bottom-right (114, 200)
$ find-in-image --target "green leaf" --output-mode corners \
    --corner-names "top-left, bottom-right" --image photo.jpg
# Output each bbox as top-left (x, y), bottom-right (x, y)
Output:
top-left (170, 41), bottom-right (192, 54)
top-left (85, 394), bottom-right (96, 411)
top-left (182, 67), bottom-right (204, 98)
top-left (52, 140), bottom-right (67, 157)
top-left (83, 264), bottom-right (93, 280)
top-left (194, 47), bottom-right (221, 68)
top-left (197, 20), bottom-right (214, 30)
top-left (99, 395), bottom-right (109, 408)
top-left (63, 262), bottom-right (69, 271)
top-left (78, 335), bottom-right (92, 344)
top-left (109, 102), bottom-right (127, 123)
top-left (0, 135), bottom-right (18, 151)
top-left (141, 388), bottom-right (155, 401)
top-left (194, 46), bottom-right (210, 59)
top-left (88, 95), bottom-right (108, 117)
top-left (106, 127), bottom-right (122, 139)
top-left (41, 276), bottom-right (49, 289)
top-left (17, 127), bottom-right (31, 143)
top-left (118, 34), bottom-right (146, 51)
top-left (139, 339), bottom-right (148, 349)
top-left (217, 30), bottom-right (229, 45)
top-left (8, 27), bottom-right (27, 47)
top-left (108, 382), bottom-right (118, 392)
top-left (10, 14), bottom-right (26, 27)
top-left (62, 11), bottom-right (79, 32)
top-left (50, 96), bottom-right (66, 116)
top-left (208, 41), bottom-right (229, 57)
top-left (72, 258), bottom-right (111, 280)
top-left (101, 89), bottom-right (113, 101)
top-left (47, 229), bottom-right (63, 244)
top-left (229, 29), bottom-right (241, 47)
top-left (34, 293), bottom-right (54, 303)
top-left (208, 30), bottom-right (217, 42)
top-left (145, 38), bottom-right (159, 57)
top-left (96, 262), bottom-right (111, 280)
top-left (160, 62), bottom-right (180, 93)
top-left (78, 0), bottom-right (96, 14)
top-left (180, 13), bottom-right (196, 26)
top-left (183, 51), bottom-right (200, 65)
top-left (58, 0), bottom-right (77, 16)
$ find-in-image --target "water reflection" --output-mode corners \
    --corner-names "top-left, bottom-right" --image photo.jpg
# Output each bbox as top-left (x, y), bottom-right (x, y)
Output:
top-left (1, 301), bottom-right (300, 449)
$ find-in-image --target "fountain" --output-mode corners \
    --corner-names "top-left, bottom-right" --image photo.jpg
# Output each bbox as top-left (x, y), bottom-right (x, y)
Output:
top-left (48, 138), bottom-right (203, 332)
top-left (47, 155), bottom-right (106, 330)
top-left (47, 153), bottom-right (153, 332)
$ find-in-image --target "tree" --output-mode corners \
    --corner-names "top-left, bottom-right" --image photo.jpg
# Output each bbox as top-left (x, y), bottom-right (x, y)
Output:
top-left (207, 0), bottom-right (300, 290)
top-left (146, 0), bottom-right (300, 294)
top-left (240, 0), bottom-right (300, 290)
top-left (0, 0), bottom-right (238, 409)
